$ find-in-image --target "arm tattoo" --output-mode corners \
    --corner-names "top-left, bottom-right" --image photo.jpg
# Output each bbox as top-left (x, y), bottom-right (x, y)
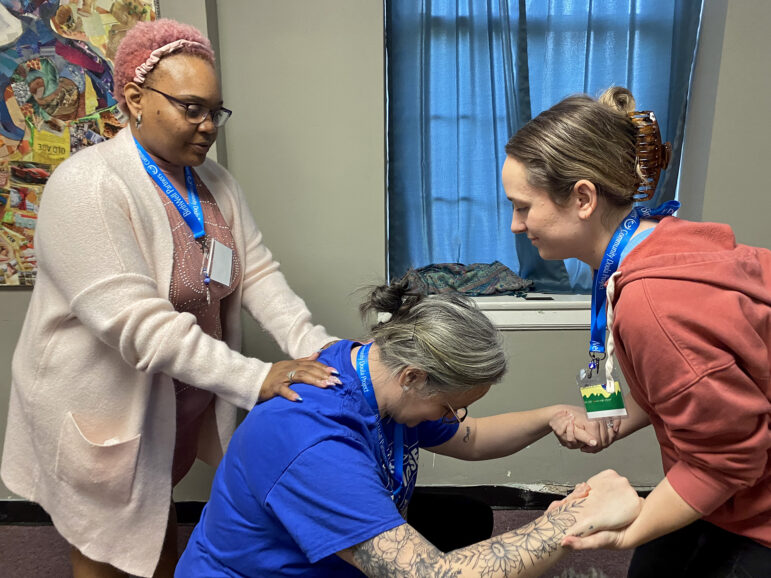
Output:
top-left (463, 426), bottom-right (471, 443)
top-left (350, 500), bottom-right (586, 577)
top-left (448, 500), bottom-right (584, 576)
top-left (352, 524), bottom-right (456, 577)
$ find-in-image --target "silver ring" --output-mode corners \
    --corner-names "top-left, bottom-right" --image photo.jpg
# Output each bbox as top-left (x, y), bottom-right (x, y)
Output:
top-left (606, 418), bottom-right (615, 429)
top-left (287, 370), bottom-right (296, 383)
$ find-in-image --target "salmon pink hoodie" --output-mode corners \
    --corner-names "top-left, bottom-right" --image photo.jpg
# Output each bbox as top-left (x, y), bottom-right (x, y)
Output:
top-left (610, 217), bottom-right (771, 548)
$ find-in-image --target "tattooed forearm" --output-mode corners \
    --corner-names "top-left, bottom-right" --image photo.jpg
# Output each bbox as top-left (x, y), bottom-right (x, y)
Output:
top-left (347, 500), bottom-right (586, 577)
top-left (351, 524), bottom-right (456, 577)
top-left (449, 499), bottom-right (585, 576)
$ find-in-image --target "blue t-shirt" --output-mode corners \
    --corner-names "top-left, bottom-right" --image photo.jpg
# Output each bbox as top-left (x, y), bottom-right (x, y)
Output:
top-left (176, 340), bottom-right (459, 577)
top-left (620, 227), bottom-right (654, 262)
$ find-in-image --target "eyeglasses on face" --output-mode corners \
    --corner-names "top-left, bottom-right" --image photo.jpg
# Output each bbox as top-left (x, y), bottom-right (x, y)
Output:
top-left (441, 404), bottom-right (468, 424)
top-left (144, 86), bottom-right (232, 128)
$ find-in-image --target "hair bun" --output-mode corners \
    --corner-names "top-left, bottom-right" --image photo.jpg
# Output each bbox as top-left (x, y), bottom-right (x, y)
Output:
top-left (599, 86), bottom-right (636, 114)
top-left (359, 275), bottom-right (421, 323)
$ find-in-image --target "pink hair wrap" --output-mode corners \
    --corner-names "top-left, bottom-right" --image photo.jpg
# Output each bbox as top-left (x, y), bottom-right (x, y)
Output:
top-left (133, 39), bottom-right (207, 84)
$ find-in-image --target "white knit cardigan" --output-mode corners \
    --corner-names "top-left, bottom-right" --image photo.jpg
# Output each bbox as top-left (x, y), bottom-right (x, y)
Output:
top-left (1, 128), bottom-right (332, 576)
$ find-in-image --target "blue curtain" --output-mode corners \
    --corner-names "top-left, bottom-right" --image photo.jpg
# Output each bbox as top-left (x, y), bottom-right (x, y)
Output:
top-left (386, 0), bottom-right (703, 292)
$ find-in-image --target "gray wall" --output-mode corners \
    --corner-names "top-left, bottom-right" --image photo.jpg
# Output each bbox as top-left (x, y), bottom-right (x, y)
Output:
top-left (2, 0), bottom-right (768, 501)
top-left (176, 0), bottom-right (389, 498)
top-left (679, 0), bottom-right (771, 249)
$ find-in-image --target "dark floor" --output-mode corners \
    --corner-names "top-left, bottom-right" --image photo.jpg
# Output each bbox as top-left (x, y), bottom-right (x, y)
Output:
top-left (0, 510), bottom-right (632, 577)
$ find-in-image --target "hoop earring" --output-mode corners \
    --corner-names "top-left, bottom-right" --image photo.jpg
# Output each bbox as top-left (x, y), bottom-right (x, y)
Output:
top-left (135, 112), bottom-right (142, 129)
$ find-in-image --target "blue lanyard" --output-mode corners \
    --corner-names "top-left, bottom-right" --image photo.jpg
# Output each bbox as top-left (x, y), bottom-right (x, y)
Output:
top-left (355, 343), bottom-right (404, 500)
top-left (590, 201), bottom-right (680, 356)
top-left (134, 138), bottom-right (205, 239)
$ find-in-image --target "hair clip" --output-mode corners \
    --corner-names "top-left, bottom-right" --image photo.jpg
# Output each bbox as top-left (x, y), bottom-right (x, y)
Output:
top-left (628, 111), bottom-right (672, 201)
top-left (376, 311), bottom-right (392, 324)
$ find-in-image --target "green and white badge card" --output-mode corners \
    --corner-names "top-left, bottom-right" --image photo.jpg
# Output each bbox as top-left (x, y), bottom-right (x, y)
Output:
top-left (577, 366), bottom-right (628, 420)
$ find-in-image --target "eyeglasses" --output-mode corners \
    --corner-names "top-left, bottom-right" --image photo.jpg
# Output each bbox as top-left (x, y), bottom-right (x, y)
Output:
top-left (144, 86), bottom-right (232, 128)
top-left (441, 403), bottom-right (468, 424)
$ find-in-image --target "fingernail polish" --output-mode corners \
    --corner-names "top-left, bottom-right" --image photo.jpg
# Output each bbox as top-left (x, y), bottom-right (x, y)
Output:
top-left (295, 395), bottom-right (303, 402)
top-left (331, 370), bottom-right (340, 376)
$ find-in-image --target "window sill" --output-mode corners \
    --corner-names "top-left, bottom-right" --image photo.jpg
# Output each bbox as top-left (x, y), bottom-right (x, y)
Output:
top-left (473, 294), bottom-right (590, 330)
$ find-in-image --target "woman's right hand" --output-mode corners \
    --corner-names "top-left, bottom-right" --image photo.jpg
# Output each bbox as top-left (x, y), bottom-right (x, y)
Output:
top-left (258, 351), bottom-right (342, 403)
top-left (561, 469), bottom-right (644, 548)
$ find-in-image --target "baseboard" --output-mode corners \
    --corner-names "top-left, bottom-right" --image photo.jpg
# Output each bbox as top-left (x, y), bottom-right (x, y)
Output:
top-left (413, 485), bottom-right (565, 510)
top-left (0, 500), bottom-right (209, 526)
top-left (0, 485), bottom-right (649, 525)
top-left (0, 500), bottom-right (52, 525)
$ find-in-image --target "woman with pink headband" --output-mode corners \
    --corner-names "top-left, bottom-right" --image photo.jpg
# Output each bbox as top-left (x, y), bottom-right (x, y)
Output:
top-left (1, 18), bottom-right (338, 577)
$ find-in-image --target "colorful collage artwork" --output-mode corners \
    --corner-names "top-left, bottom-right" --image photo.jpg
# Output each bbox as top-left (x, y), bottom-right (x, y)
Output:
top-left (0, 0), bottom-right (157, 286)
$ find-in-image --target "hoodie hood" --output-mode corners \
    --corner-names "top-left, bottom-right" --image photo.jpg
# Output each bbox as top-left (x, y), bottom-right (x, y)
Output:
top-left (614, 217), bottom-right (771, 308)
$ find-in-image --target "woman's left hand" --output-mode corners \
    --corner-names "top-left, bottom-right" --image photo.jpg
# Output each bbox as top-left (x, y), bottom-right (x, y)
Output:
top-left (258, 351), bottom-right (342, 403)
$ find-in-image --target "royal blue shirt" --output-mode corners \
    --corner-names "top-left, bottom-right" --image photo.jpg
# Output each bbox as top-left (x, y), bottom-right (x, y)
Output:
top-left (620, 227), bottom-right (654, 262)
top-left (176, 340), bottom-right (459, 577)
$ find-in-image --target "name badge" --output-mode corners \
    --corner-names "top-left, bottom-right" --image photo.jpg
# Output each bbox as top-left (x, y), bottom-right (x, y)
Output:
top-left (206, 239), bottom-right (233, 286)
top-left (576, 366), bottom-right (628, 420)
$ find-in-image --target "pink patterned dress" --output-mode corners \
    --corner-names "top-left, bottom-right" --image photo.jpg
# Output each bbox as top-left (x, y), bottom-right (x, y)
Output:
top-left (155, 170), bottom-right (242, 485)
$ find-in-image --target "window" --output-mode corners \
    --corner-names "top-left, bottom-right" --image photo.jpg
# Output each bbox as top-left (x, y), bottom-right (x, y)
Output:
top-left (386, 0), bottom-right (703, 292)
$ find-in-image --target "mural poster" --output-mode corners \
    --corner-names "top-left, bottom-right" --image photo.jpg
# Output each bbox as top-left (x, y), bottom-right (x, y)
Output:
top-left (0, 0), bottom-right (158, 286)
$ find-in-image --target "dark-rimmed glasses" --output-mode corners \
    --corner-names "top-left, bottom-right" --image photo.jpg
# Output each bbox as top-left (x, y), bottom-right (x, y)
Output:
top-left (144, 86), bottom-right (232, 128)
top-left (441, 403), bottom-right (468, 424)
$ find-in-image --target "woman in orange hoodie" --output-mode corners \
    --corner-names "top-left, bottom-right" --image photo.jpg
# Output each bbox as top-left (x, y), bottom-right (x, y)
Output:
top-left (502, 86), bottom-right (770, 577)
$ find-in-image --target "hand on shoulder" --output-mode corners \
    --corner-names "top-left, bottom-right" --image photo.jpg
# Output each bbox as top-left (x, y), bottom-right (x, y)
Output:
top-left (259, 351), bottom-right (342, 403)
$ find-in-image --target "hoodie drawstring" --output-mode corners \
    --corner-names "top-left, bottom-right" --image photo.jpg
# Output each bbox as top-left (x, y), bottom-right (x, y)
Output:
top-left (604, 271), bottom-right (622, 388)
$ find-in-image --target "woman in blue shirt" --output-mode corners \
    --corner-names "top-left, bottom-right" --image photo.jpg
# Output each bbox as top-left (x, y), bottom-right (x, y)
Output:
top-left (177, 279), bottom-right (643, 577)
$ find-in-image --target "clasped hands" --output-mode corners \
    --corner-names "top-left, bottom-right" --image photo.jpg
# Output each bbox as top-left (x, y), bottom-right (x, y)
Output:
top-left (550, 405), bottom-right (621, 453)
top-left (547, 407), bottom-right (642, 551)
top-left (549, 469), bottom-right (644, 551)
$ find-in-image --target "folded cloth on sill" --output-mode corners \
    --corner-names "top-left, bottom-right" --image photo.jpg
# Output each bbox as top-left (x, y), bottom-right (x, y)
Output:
top-left (403, 261), bottom-right (533, 296)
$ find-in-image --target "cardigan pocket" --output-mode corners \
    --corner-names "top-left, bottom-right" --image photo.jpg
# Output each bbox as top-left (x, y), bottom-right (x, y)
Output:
top-left (55, 412), bottom-right (141, 504)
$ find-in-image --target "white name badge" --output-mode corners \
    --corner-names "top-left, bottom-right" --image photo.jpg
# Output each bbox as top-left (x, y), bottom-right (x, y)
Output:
top-left (576, 366), bottom-right (628, 420)
top-left (206, 239), bottom-right (233, 286)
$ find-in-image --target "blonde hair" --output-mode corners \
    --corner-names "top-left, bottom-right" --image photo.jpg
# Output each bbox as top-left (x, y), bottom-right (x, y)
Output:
top-left (505, 86), bottom-right (642, 208)
top-left (360, 277), bottom-right (506, 396)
